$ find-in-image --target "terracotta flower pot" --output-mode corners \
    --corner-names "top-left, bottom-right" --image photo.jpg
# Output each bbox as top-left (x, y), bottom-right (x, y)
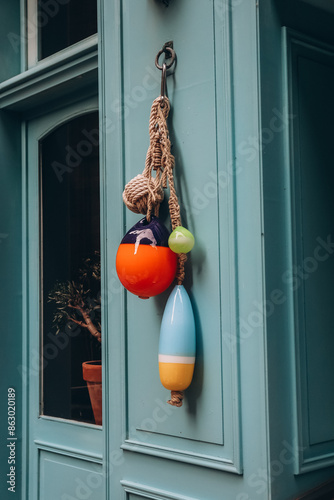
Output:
top-left (82, 361), bottom-right (102, 425)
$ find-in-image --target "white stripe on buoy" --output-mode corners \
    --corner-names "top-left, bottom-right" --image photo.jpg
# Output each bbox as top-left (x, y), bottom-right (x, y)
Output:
top-left (158, 354), bottom-right (195, 364)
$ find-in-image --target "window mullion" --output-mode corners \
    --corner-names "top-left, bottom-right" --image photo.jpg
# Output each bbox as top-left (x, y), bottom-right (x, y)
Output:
top-left (26, 0), bottom-right (38, 69)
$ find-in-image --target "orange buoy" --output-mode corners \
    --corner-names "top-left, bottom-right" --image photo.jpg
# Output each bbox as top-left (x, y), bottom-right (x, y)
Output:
top-left (116, 216), bottom-right (177, 299)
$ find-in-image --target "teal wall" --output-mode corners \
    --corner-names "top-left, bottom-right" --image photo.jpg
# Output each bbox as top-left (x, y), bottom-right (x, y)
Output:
top-left (1, 0), bottom-right (334, 499)
top-left (0, 111), bottom-right (22, 499)
top-left (0, 8), bottom-right (22, 500)
top-left (0, 0), bottom-right (21, 82)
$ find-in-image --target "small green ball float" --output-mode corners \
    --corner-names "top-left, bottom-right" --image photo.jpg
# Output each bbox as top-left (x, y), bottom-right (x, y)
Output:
top-left (168, 226), bottom-right (195, 254)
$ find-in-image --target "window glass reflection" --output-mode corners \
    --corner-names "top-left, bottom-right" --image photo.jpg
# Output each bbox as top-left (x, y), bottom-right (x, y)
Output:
top-left (40, 111), bottom-right (101, 425)
top-left (38, 0), bottom-right (97, 60)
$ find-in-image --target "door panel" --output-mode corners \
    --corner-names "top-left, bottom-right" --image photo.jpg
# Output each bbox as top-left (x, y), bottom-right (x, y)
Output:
top-left (298, 56), bottom-right (334, 446)
top-left (100, 0), bottom-right (269, 497)
top-left (287, 30), bottom-right (334, 472)
top-left (39, 451), bottom-right (103, 500)
top-left (119, 0), bottom-right (240, 474)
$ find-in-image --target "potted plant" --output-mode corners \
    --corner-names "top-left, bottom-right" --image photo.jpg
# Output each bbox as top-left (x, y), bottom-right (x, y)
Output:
top-left (48, 252), bottom-right (102, 425)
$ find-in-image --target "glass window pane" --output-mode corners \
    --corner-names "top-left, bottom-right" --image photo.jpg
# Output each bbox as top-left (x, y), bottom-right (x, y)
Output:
top-left (40, 111), bottom-right (101, 425)
top-left (38, 0), bottom-right (97, 60)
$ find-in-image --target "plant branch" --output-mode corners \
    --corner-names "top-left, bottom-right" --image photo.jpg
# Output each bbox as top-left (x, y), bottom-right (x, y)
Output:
top-left (67, 316), bottom-right (89, 329)
top-left (78, 306), bottom-right (101, 343)
top-left (48, 252), bottom-right (102, 346)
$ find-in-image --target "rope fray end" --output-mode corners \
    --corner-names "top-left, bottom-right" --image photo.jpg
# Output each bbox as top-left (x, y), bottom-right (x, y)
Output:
top-left (167, 391), bottom-right (184, 407)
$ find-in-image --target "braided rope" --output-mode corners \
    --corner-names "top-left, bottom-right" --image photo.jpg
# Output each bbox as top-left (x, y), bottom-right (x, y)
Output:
top-left (152, 99), bottom-right (188, 407)
top-left (122, 98), bottom-right (168, 217)
top-left (122, 97), bottom-right (187, 285)
top-left (151, 98), bottom-right (188, 286)
top-left (167, 391), bottom-right (184, 407)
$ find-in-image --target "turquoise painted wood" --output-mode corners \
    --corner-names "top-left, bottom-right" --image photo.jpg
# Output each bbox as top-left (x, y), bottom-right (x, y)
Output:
top-left (0, 0), bottom-right (21, 83)
top-left (260, 1), bottom-right (334, 498)
top-left (116, 3), bottom-right (245, 484)
top-left (0, 111), bottom-right (22, 500)
top-left (286, 29), bottom-right (334, 472)
top-left (26, 97), bottom-right (104, 500)
top-left (39, 451), bottom-right (103, 500)
top-left (1, 0), bottom-right (334, 499)
top-left (0, 5), bottom-right (22, 499)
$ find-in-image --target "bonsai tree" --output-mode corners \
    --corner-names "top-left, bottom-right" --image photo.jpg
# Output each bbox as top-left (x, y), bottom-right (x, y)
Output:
top-left (48, 251), bottom-right (101, 347)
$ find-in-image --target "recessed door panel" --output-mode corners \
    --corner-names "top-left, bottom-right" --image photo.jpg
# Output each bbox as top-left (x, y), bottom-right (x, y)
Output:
top-left (287, 29), bottom-right (334, 471)
top-left (297, 56), bottom-right (334, 446)
top-left (39, 451), bottom-right (103, 500)
top-left (119, 0), bottom-right (241, 474)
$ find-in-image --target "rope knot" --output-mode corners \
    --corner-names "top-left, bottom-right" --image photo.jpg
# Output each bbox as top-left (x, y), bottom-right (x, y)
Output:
top-left (168, 390), bottom-right (184, 407)
top-left (123, 174), bottom-right (164, 215)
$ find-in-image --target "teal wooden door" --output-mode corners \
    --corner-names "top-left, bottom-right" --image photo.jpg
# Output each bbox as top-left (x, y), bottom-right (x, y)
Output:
top-left (0, 0), bottom-right (283, 498)
top-left (100, 1), bottom-right (255, 499)
top-left (26, 96), bottom-right (104, 500)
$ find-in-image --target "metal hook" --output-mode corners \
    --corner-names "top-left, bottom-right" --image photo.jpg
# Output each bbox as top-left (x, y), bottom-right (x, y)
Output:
top-left (155, 46), bottom-right (176, 70)
top-left (155, 42), bottom-right (176, 107)
top-left (160, 62), bottom-right (167, 107)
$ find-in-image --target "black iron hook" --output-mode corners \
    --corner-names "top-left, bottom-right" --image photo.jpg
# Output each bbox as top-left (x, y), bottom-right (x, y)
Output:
top-left (155, 45), bottom-right (176, 70)
top-left (155, 42), bottom-right (176, 107)
top-left (160, 62), bottom-right (167, 106)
